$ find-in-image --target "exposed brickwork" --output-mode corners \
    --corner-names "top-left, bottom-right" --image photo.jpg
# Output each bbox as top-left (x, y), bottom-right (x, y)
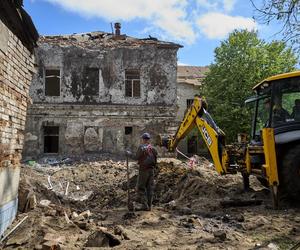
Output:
top-left (0, 20), bottom-right (35, 168)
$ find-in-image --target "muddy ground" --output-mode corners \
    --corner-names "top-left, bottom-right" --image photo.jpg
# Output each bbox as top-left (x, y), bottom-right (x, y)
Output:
top-left (1, 156), bottom-right (300, 250)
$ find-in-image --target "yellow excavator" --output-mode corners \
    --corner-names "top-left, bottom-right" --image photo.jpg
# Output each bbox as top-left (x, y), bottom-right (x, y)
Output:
top-left (161, 71), bottom-right (300, 207)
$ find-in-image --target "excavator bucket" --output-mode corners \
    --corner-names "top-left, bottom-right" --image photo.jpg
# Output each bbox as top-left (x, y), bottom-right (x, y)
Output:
top-left (155, 134), bottom-right (171, 148)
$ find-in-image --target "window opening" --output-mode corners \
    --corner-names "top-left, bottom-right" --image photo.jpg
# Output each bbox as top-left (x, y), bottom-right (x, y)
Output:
top-left (45, 69), bottom-right (60, 96)
top-left (125, 69), bottom-right (140, 97)
top-left (125, 126), bottom-right (133, 135)
top-left (44, 126), bottom-right (59, 153)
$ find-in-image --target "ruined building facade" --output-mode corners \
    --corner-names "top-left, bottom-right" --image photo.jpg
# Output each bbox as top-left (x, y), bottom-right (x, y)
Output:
top-left (23, 29), bottom-right (181, 158)
top-left (0, 0), bottom-right (38, 236)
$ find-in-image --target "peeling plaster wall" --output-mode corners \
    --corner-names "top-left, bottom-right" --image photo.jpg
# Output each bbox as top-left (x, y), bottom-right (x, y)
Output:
top-left (24, 40), bottom-right (179, 157)
top-left (23, 104), bottom-right (177, 157)
top-left (30, 44), bottom-right (177, 105)
top-left (176, 82), bottom-right (200, 121)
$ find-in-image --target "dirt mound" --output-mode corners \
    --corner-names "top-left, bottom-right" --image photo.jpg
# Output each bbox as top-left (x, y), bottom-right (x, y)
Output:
top-left (19, 160), bottom-right (130, 213)
top-left (20, 157), bottom-right (234, 214)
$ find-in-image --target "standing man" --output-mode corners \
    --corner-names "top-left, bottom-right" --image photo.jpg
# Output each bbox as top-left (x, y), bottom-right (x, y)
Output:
top-left (127, 132), bottom-right (158, 211)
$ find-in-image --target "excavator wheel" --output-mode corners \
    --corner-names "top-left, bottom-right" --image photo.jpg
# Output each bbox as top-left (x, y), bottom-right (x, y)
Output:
top-left (279, 144), bottom-right (300, 201)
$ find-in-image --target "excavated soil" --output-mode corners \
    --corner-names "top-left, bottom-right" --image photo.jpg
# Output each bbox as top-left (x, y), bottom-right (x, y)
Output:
top-left (1, 157), bottom-right (300, 250)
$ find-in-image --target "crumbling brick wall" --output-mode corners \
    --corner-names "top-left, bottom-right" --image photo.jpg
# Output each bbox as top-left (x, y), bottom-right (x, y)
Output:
top-left (0, 20), bottom-right (35, 167)
top-left (0, 19), bottom-right (35, 236)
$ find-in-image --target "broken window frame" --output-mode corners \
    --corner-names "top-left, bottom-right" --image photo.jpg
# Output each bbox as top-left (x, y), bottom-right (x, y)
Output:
top-left (44, 67), bottom-right (61, 97)
top-left (43, 126), bottom-right (59, 154)
top-left (125, 69), bottom-right (141, 98)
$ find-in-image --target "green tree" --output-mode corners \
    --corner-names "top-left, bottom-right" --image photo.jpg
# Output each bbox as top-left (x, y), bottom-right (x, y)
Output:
top-left (251, 0), bottom-right (300, 50)
top-left (201, 30), bottom-right (297, 142)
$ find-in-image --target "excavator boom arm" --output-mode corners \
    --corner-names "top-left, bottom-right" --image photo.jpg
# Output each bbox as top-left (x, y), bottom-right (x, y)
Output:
top-left (165, 97), bottom-right (229, 174)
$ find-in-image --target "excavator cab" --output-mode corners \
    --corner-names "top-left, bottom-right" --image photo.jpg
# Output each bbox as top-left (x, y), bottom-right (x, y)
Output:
top-left (249, 72), bottom-right (300, 204)
top-left (252, 74), bottom-right (300, 141)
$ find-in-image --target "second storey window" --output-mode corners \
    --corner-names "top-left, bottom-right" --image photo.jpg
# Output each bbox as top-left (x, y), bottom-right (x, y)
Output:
top-left (125, 69), bottom-right (140, 97)
top-left (83, 68), bottom-right (99, 95)
top-left (45, 69), bottom-right (60, 96)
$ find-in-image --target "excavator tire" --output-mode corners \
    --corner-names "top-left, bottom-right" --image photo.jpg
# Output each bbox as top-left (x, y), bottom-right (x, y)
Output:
top-left (280, 144), bottom-right (300, 200)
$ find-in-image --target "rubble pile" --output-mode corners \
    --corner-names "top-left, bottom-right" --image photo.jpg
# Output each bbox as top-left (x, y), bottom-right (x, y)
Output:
top-left (1, 158), bottom-right (300, 249)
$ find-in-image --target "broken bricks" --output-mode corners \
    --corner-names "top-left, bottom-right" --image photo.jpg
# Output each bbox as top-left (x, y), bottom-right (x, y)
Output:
top-left (85, 230), bottom-right (121, 248)
top-left (43, 233), bottom-right (66, 244)
top-left (41, 241), bottom-right (63, 250)
top-left (113, 225), bottom-right (130, 240)
top-left (78, 210), bottom-right (92, 219)
top-left (213, 230), bottom-right (227, 241)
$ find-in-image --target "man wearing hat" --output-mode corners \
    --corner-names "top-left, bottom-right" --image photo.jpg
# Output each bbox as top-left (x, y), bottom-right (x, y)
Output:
top-left (128, 132), bottom-right (158, 211)
top-left (264, 98), bottom-right (290, 125)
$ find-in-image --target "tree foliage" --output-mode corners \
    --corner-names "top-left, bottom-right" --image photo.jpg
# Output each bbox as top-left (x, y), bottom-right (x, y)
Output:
top-left (201, 30), bottom-right (297, 142)
top-left (251, 0), bottom-right (300, 48)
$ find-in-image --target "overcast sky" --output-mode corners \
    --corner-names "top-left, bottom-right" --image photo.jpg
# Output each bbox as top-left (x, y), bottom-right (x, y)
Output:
top-left (24, 0), bottom-right (282, 66)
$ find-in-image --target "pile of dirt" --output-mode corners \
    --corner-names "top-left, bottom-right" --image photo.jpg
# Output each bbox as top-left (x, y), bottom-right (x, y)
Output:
top-left (1, 157), bottom-right (300, 249)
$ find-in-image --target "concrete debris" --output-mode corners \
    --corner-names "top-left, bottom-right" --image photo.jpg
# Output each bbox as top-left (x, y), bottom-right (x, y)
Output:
top-left (38, 31), bottom-right (182, 50)
top-left (78, 210), bottom-right (92, 219)
top-left (5, 234), bottom-right (29, 246)
top-left (39, 200), bottom-right (51, 207)
top-left (24, 193), bottom-right (37, 212)
top-left (42, 241), bottom-right (62, 250)
top-left (42, 158), bottom-right (73, 166)
top-left (71, 212), bottom-right (79, 219)
top-left (85, 230), bottom-right (121, 248)
top-left (113, 225), bottom-right (130, 240)
top-left (213, 230), bottom-right (227, 241)
top-left (43, 233), bottom-right (66, 244)
top-left (267, 242), bottom-right (279, 250)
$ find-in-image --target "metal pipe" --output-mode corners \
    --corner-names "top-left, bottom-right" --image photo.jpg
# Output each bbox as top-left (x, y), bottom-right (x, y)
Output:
top-left (0, 215), bottom-right (29, 243)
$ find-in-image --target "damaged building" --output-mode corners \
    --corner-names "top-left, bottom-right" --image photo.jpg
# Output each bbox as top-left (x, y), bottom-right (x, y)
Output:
top-left (0, 0), bottom-right (38, 236)
top-left (23, 24), bottom-right (181, 158)
top-left (176, 66), bottom-right (209, 155)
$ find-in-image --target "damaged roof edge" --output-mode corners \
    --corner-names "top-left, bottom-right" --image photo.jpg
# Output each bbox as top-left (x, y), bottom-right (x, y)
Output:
top-left (38, 31), bottom-right (183, 49)
top-left (0, 0), bottom-right (39, 52)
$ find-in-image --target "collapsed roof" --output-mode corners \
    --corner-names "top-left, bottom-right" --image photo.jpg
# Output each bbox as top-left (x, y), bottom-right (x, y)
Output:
top-left (0, 0), bottom-right (39, 52)
top-left (39, 31), bottom-right (183, 50)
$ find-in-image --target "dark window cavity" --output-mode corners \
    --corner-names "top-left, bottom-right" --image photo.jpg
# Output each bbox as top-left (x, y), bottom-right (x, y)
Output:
top-left (125, 69), bottom-right (140, 97)
top-left (44, 126), bottom-right (59, 153)
top-left (125, 126), bottom-right (133, 135)
top-left (82, 68), bottom-right (99, 95)
top-left (45, 69), bottom-right (60, 96)
top-left (187, 99), bottom-right (194, 108)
